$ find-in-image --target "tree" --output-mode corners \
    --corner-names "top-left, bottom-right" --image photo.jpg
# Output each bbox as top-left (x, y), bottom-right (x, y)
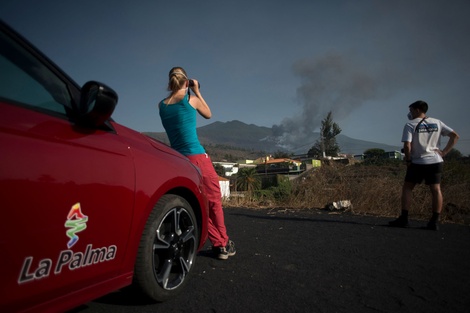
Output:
top-left (444, 148), bottom-right (463, 160)
top-left (213, 163), bottom-right (225, 177)
top-left (363, 148), bottom-right (385, 165)
top-left (236, 167), bottom-right (261, 194)
top-left (308, 111), bottom-right (341, 158)
top-left (364, 148), bottom-right (385, 159)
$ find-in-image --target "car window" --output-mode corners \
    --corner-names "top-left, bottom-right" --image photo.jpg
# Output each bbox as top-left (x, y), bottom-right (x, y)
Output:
top-left (0, 29), bottom-right (71, 115)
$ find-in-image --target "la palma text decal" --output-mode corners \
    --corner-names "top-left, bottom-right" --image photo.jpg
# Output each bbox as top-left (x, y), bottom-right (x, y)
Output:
top-left (18, 203), bottom-right (117, 284)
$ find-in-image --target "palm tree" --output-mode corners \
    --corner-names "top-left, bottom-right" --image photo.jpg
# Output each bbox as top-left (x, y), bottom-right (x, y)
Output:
top-left (236, 167), bottom-right (261, 197)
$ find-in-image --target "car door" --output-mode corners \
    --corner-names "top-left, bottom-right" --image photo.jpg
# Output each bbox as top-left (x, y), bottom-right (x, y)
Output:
top-left (0, 23), bottom-right (135, 310)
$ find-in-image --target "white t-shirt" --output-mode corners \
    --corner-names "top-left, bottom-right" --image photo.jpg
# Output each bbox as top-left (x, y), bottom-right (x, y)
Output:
top-left (401, 117), bottom-right (453, 164)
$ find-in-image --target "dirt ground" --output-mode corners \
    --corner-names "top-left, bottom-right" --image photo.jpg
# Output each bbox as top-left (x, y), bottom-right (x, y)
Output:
top-left (79, 207), bottom-right (470, 313)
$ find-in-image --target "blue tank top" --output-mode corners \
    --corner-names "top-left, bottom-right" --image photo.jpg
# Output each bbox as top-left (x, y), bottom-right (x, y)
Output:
top-left (159, 94), bottom-right (205, 156)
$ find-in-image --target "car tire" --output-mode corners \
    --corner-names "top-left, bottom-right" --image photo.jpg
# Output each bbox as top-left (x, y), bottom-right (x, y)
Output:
top-left (134, 194), bottom-right (199, 302)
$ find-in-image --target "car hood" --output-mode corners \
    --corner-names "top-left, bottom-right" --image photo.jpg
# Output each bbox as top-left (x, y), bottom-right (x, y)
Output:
top-left (111, 122), bottom-right (186, 160)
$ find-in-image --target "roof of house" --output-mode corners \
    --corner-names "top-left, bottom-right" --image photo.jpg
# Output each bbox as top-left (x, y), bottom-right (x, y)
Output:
top-left (254, 157), bottom-right (302, 165)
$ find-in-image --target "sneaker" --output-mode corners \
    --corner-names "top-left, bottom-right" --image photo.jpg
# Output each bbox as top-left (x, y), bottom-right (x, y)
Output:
top-left (388, 216), bottom-right (409, 228)
top-left (425, 222), bottom-right (439, 231)
top-left (226, 240), bottom-right (236, 257)
top-left (212, 240), bottom-right (236, 260)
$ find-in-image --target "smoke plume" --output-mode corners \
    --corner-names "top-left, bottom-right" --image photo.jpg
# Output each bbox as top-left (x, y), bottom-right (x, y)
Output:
top-left (273, 52), bottom-right (393, 151)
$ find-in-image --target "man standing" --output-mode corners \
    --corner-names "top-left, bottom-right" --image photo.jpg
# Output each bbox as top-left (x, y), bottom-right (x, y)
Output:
top-left (389, 100), bottom-right (459, 230)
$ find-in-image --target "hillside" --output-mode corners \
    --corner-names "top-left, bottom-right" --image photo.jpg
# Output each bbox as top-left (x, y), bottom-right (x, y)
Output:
top-left (144, 120), bottom-right (400, 160)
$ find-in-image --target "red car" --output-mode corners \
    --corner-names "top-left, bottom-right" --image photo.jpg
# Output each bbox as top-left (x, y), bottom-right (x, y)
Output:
top-left (0, 20), bottom-right (208, 312)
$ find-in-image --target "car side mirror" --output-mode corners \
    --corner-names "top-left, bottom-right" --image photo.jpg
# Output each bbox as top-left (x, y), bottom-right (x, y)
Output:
top-left (79, 81), bottom-right (118, 127)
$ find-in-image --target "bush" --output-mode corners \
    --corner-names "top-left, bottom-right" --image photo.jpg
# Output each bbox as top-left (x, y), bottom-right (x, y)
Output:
top-left (224, 159), bottom-right (470, 225)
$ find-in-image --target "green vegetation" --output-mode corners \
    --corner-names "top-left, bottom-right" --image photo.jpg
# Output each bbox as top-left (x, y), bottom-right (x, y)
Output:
top-left (225, 158), bottom-right (470, 225)
top-left (235, 167), bottom-right (261, 201)
top-left (146, 116), bottom-right (469, 225)
top-left (308, 111), bottom-right (342, 158)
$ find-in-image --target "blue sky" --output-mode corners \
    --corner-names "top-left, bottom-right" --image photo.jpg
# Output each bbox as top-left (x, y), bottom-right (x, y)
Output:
top-left (1, 0), bottom-right (469, 155)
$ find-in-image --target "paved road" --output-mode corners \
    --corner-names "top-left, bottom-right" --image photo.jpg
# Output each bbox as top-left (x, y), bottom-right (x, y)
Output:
top-left (73, 207), bottom-right (470, 313)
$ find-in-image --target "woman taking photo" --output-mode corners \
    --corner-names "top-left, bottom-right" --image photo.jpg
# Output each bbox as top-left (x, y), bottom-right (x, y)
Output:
top-left (158, 67), bottom-right (236, 260)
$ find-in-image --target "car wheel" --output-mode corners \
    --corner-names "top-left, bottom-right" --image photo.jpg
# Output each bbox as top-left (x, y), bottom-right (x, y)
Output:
top-left (134, 194), bottom-right (199, 302)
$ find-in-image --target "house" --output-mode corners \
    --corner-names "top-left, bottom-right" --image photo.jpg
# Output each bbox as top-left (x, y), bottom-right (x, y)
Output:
top-left (253, 156), bottom-right (304, 175)
top-left (212, 162), bottom-right (239, 177)
top-left (384, 151), bottom-right (404, 160)
top-left (218, 176), bottom-right (230, 198)
top-left (237, 159), bottom-right (257, 169)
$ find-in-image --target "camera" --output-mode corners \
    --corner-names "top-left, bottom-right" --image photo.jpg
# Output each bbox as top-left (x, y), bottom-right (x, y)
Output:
top-left (188, 79), bottom-right (200, 88)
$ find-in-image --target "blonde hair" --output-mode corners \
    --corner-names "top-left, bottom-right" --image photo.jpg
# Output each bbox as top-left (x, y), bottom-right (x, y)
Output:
top-left (168, 67), bottom-right (188, 93)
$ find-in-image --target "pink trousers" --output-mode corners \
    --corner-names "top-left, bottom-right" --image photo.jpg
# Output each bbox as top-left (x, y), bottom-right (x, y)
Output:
top-left (187, 153), bottom-right (229, 248)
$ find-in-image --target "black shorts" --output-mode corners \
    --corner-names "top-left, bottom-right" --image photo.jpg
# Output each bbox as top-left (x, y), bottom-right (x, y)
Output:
top-left (405, 162), bottom-right (443, 185)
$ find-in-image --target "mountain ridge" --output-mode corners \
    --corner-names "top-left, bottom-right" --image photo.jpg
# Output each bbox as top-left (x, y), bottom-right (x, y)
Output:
top-left (144, 120), bottom-right (400, 156)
